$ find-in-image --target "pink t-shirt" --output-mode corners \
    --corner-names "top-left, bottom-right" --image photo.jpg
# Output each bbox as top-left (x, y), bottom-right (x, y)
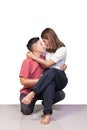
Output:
top-left (19, 56), bottom-right (45, 94)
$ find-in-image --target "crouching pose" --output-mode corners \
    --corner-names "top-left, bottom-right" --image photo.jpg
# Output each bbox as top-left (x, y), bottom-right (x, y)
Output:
top-left (21, 28), bottom-right (68, 125)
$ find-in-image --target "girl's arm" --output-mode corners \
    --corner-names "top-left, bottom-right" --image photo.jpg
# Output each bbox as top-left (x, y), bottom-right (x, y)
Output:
top-left (26, 49), bottom-right (67, 71)
top-left (27, 51), bottom-right (55, 68)
top-left (60, 64), bottom-right (67, 71)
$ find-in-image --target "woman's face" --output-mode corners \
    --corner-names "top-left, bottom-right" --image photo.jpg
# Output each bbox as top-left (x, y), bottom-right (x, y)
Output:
top-left (42, 39), bottom-right (50, 49)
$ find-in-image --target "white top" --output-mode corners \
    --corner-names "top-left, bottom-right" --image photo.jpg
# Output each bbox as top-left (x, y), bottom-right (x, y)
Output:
top-left (46, 47), bottom-right (67, 69)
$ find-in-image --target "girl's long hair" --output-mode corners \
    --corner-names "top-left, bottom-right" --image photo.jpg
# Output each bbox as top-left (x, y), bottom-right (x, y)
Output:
top-left (41, 28), bottom-right (65, 52)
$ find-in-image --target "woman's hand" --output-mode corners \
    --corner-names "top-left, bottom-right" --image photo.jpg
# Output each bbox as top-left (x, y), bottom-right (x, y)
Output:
top-left (26, 51), bottom-right (35, 59)
top-left (60, 64), bottom-right (67, 71)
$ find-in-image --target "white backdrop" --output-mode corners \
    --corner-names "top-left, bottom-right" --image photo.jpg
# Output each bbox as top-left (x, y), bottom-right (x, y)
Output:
top-left (0, 0), bottom-right (87, 104)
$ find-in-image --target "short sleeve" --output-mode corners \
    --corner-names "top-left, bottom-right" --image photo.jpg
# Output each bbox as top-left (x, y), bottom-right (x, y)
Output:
top-left (19, 59), bottom-right (30, 78)
top-left (51, 47), bottom-right (67, 63)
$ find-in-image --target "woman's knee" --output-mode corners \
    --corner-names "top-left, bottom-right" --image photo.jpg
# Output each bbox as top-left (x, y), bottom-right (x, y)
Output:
top-left (53, 90), bottom-right (65, 104)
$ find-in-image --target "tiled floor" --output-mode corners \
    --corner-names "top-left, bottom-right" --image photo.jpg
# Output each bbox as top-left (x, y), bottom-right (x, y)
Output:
top-left (0, 105), bottom-right (87, 130)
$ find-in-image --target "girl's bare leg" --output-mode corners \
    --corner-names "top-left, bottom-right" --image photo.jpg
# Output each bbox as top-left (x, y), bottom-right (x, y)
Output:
top-left (40, 114), bottom-right (51, 125)
top-left (22, 91), bottom-right (35, 105)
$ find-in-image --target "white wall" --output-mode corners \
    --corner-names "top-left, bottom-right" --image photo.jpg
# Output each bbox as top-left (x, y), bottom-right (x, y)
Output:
top-left (0, 0), bottom-right (87, 104)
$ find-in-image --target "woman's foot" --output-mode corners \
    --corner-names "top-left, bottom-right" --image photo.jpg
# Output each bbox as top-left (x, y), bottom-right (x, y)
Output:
top-left (40, 114), bottom-right (51, 125)
top-left (22, 91), bottom-right (35, 105)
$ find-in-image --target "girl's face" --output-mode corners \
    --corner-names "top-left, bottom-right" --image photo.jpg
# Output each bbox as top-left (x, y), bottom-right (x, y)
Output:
top-left (42, 39), bottom-right (50, 49)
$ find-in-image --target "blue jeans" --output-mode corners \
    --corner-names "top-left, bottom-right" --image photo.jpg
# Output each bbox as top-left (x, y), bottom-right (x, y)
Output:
top-left (30, 68), bottom-right (68, 114)
top-left (20, 90), bottom-right (65, 115)
top-left (32, 68), bottom-right (68, 94)
top-left (20, 68), bottom-right (68, 115)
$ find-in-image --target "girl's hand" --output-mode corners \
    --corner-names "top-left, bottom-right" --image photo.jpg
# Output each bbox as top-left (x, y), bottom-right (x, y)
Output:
top-left (60, 64), bottom-right (67, 71)
top-left (26, 51), bottom-right (35, 59)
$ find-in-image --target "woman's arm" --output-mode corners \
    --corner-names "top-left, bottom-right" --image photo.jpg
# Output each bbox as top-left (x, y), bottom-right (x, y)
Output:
top-left (60, 64), bottom-right (67, 71)
top-left (27, 52), bottom-right (55, 68)
top-left (20, 77), bottom-right (39, 88)
top-left (26, 52), bottom-right (67, 71)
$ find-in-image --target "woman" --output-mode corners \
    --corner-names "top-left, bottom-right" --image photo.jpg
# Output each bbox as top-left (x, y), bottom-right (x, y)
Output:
top-left (22, 28), bottom-right (68, 125)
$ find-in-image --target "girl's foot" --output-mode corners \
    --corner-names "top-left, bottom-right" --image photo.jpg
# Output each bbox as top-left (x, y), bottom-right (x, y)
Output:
top-left (22, 91), bottom-right (35, 105)
top-left (40, 114), bottom-right (51, 125)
